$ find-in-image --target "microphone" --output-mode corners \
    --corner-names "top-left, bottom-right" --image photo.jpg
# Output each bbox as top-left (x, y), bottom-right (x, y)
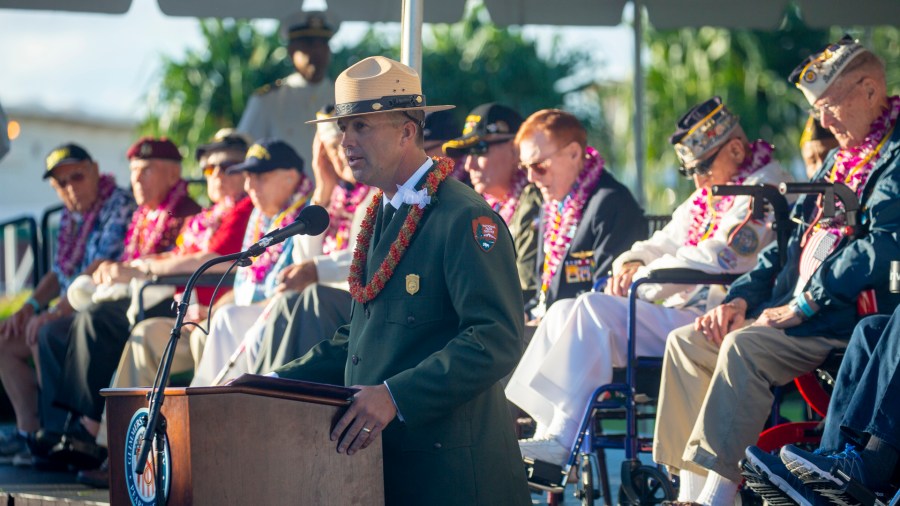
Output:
top-left (246, 205), bottom-right (330, 256)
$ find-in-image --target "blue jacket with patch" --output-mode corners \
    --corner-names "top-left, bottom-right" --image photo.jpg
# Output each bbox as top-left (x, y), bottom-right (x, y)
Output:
top-left (724, 124), bottom-right (900, 340)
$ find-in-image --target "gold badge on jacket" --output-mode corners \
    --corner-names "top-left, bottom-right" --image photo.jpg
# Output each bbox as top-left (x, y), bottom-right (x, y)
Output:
top-left (406, 274), bottom-right (420, 295)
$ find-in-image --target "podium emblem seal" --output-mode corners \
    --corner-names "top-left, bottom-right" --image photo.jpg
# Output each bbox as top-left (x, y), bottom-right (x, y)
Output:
top-left (124, 407), bottom-right (171, 506)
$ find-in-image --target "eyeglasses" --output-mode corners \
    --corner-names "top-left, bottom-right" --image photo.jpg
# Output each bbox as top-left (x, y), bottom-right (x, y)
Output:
top-left (51, 172), bottom-right (87, 187)
top-left (203, 160), bottom-right (241, 177)
top-left (679, 145), bottom-right (723, 178)
top-left (518, 148), bottom-right (563, 176)
top-left (810, 78), bottom-right (864, 121)
top-left (465, 139), bottom-right (509, 157)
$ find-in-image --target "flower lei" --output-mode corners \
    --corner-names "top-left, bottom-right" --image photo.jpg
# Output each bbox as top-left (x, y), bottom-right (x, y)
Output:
top-left (829, 95), bottom-right (900, 196)
top-left (483, 170), bottom-right (528, 225)
top-left (175, 196), bottom-right (241, 255)
top-left (55, 174), bottom-right (117, 277)
top-left (122, 179), bottom-right (189, 261)
top-left (684, 140), bottom-right (774, 247)
top-left (322, 183), bottom-right (371, 255)
top-left (539, 146), bottom-right (605, 299)
top-left (809, 95), bottom-right (900, 237)
top-left (349, 157), bottom-right (454, 304)
top-left (246, 176), bottom-right (314, 283)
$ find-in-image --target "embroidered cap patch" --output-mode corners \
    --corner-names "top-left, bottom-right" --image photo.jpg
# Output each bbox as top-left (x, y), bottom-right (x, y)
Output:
top-left (472, 216), bottom-right (499, 252)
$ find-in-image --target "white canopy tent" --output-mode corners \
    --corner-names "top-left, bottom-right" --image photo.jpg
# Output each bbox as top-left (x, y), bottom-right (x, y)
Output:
top-left (3, 0), bottom-right (899, 201)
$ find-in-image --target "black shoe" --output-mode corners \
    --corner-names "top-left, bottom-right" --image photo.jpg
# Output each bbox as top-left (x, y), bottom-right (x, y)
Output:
top-left (47, 422), bottom-right (107, 470)
top-left (27, 429), bottom-right (62, 459)
top-left (76, 458), bottom-right (110, 489)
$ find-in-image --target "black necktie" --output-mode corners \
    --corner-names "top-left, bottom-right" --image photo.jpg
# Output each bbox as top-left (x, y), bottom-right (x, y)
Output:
top-left (383, 204), bottom-right (396, 227)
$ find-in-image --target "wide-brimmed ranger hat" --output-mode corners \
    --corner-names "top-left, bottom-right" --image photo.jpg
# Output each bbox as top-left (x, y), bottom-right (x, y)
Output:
top-left (307, 56), bottom-right (453, 124)
top-left (789, 35), bottom-right (866, 105)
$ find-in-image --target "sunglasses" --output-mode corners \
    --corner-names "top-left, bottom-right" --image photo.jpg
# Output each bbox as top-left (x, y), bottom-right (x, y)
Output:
top-left (203, 160), bottom-right (241, 177)
top-left (679, 145), bottom-right (723, 178)
top-left (465, 139), bottom-right (509, 157)
top-left (518, 147), bottom-right (563, 176)
top-left (51, 172), bottom-right (87, 187)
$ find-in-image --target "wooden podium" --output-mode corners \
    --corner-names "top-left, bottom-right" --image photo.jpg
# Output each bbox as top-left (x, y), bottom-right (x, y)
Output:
top-left (102, 375), bottom-right (384, 506)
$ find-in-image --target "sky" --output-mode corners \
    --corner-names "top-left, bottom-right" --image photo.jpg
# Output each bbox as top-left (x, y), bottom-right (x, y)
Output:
top-left (0, 0), bottom-right (634, 121)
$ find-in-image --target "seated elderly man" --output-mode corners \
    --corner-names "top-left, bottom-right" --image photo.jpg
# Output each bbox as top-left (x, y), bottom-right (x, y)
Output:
top-left (516, 109), bottom-right (646, 319)
top-left (745, 303), bottom-right (900, 505)
top-left (507, 97), bottom-right (792, 466)
top-left (443, 103), bottom-right (543, 303)
top-left (34, 137), bottom-right (201, 468)
top-left (653, 36), bottom-right (900, 506)
top-left (0, 144), bottom-right (134, 464)
top-left (800, 113), bottom-right (839, 179)
top-left (189, 139), bottom-right (314, 386)
top-left (250, 106), bottom-right (378, 375)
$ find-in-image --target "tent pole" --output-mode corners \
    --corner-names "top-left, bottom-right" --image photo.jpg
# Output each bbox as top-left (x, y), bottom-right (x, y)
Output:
top-left (400, 0), bottom-right (424, 75)
top-left (633, 0), bottom-right (646, 206)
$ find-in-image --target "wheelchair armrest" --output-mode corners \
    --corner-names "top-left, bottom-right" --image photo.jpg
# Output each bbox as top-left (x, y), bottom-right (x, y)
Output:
top-left (136, 272), bottom-right (236, 322)
top-left (642, 268), bottom-right (741, 286)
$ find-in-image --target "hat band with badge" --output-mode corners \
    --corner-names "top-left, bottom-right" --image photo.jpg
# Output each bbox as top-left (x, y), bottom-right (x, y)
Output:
top-left (672, 101), bottom-right (739, 167)
top-left (307, 56), bottom-right (453, 124)
top-left (789, 35), bottom-right (865, 105)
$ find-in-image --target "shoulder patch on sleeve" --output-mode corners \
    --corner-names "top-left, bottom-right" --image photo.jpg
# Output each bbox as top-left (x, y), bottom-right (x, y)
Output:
top-left (728, 224), bottom-right (760, 256)
top-left (254, 79), bottom-right (283, 96)
top-left (472, 215), bottom-right (499, 252)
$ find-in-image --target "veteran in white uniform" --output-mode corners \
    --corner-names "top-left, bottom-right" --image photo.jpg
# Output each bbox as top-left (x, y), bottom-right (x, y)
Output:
top-left (508, 97), bottom-right (794, 466)
top-left (237, 11), bottom-right (337, 174)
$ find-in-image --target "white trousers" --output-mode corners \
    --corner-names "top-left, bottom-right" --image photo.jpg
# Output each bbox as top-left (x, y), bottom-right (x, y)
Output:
top-left (505, 292), bottom-right (699, 450)
top-left (190, 303), bottom-right (266, 386)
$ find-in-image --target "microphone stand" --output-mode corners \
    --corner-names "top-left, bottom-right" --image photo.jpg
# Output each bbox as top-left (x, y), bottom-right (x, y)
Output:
top-left (134, 250), bottom-right (252, 502)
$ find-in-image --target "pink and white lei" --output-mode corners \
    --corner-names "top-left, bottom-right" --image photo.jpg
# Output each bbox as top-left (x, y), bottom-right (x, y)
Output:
top-left (685, 140), bottom-right (774, 247)
top-left (122, 179), bottom-right (189, 261)
top-left (176, 196), bottom-right (240, 255)
top-left (540, 146), bottom-right (604, 297)
top-left (247, 176), bottom-right (314, 283)
top-left (322, 183), bottom-right (371, 255)
top-left (56, 174), bottom-right (117, 277)
top-left (483, 170), bottom-right (529, 225)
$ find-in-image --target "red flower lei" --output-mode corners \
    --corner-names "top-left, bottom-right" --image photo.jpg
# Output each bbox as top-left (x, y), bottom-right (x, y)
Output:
top-left (348, 158), bottom-right (454, 304)
top-left (122, 179), bottom-right (189, 261)
top-left (56, 174), bottom-right (117, 277)
top-left (175, 196), bottom-right (241, 255)
top-left (539, 146), bottom-right (604, 299)
top-left (685, 140), bottom-right (774, 247)
top-left (322, 183), bottom-right (371, 255)
top-left (483, 170), bottom-right (528, 225)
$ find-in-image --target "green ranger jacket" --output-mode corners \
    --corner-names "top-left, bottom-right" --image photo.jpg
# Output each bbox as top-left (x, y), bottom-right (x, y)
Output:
top-left (275, 161), bottom-right (532, 506)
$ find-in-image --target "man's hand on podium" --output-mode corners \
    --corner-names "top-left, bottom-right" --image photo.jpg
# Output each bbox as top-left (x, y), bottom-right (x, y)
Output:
top-left (331, 384), bottom-right (397, 456)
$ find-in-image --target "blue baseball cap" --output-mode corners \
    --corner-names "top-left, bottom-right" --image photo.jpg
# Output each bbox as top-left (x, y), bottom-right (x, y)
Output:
top-left (227, 138), bottom-right (305, 174)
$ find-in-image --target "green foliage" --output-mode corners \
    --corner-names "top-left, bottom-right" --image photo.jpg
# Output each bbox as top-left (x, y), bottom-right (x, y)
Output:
top-left (140, 19), bottom-right (291, 174)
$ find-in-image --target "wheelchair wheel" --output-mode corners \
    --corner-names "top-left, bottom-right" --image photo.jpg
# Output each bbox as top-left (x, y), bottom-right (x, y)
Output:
top-left (574, 453), bottom-right (600, 506)
top-left (617, 465), bottom-right (676, 505)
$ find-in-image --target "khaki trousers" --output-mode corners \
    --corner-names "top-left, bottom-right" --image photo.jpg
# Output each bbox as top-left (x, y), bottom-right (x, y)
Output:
top-left (97, 318), bottom-right (193, 447)
top-left (652, 322), bottom-right (845, 482)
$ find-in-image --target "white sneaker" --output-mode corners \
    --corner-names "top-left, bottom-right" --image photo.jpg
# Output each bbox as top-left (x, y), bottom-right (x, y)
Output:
top-left (519, 437), bottom-right (570, 466)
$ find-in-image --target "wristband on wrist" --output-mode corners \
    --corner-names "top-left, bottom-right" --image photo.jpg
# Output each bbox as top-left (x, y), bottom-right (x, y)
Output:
top-left (25, 297), bottom-right (41, 314)
top-left (794, 294), bottom-right (816, 319)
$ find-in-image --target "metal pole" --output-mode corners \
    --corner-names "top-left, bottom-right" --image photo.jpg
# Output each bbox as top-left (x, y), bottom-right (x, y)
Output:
top-left (633, 0), bottom-right (646, 207)
top-left (400, 0), bottom-right (423, 75)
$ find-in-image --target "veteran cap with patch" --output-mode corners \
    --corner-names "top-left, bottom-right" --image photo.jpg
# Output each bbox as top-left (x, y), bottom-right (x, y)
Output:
top-left (669, 96), bottom-right (740, 169)
top-left (43, 143), bottom-right (93, 179)
top-left (227, 138), bottom-right (305, 174)
top-left (280, 11), bottom-right (339, 42)
top-left (195, 129), bottom-right (253, 162)
top-left (443, 103), bottom-right (523, 157)
top-left (789, 35), bottom-right (866, 105)
top-left (127, 137), bottom-right (183, 162)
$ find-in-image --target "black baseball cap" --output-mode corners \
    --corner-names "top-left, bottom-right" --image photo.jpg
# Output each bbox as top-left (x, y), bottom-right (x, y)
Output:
top-left (43, 143), bottom-right (93, 179)
top-left (442, 103), bottom-right (523, 157)
top-left (227, 138), bottom-right (305, 174)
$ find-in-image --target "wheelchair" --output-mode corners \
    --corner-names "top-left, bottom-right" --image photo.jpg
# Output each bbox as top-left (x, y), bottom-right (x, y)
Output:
top-left (523, 182), bottom-right (866, 505)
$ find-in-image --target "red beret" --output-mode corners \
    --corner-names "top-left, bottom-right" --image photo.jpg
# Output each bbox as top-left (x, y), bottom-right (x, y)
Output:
top-left (126, 137), bottom-right (183, 162)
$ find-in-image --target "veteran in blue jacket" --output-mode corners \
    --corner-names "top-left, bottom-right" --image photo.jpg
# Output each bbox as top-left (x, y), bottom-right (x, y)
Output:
top-left (273, 56), bottom-right (531, 506)
top-left (652, 36), bottom-right (900, 504)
